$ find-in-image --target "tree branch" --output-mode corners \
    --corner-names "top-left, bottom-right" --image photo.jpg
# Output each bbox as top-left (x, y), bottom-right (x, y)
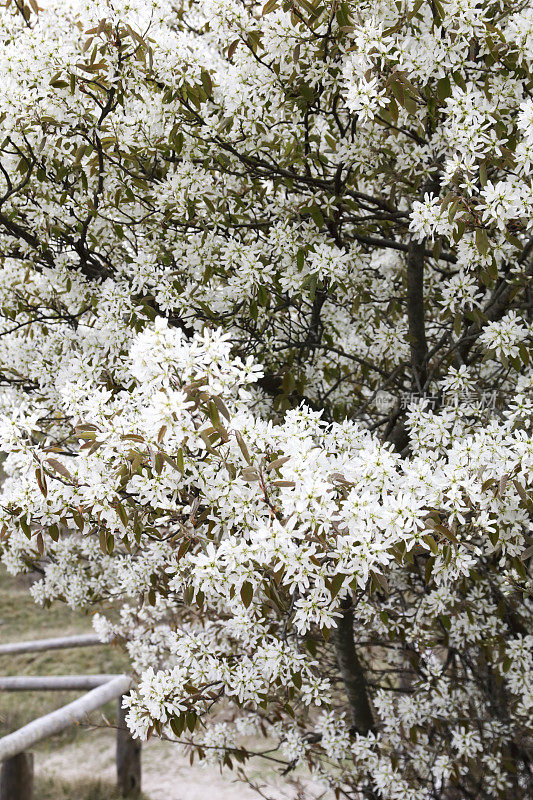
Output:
top-left (406, 239), bottom-right (428, 393)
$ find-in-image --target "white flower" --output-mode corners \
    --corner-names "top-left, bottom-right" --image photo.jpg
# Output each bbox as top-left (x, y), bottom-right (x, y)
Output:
top-left (479, 311), bottom-right (530, 360)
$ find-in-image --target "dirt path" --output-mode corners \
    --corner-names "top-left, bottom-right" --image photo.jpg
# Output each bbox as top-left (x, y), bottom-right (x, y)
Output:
top-left (35, 732), bottom-right (327, 800)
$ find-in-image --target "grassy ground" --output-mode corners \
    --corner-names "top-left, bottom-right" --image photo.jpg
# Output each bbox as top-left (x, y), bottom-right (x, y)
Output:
top-left (0, 568), bottom-right (133, 798)
top-left (0, 569), bottom-right (324, 800)
top-left (37, 775), bottom-right (149, 800)
top-left (0, 569), bottom-right (128, 737)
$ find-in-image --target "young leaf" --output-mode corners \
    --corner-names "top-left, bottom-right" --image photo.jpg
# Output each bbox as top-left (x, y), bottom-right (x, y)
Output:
top-left (240, 580), bottom-right (253, 608)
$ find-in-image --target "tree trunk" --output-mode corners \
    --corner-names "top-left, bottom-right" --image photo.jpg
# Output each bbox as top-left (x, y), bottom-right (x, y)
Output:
top-left (333, 598), bottom-right (375, 735)
top-left (116, 696), bottom-right (142, 797)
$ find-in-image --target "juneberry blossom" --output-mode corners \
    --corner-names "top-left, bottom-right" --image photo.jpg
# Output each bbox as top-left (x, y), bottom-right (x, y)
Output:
top-left (0, 2), bottom-right (531, 799)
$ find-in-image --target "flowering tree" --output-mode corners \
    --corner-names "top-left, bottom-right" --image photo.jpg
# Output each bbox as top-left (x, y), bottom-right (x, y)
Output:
top-left (0, 0), bottom-right (532, 797)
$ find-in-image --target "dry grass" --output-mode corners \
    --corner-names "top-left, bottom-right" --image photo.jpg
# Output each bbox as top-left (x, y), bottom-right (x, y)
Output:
top-left (0, 567), bottom-right (128, 766)
top-left (0, 568), bottom-right (136, 798)
top-left (36, 774), bottom-right (150, 799)
top-left (0, 568), bottom-right (324, 800)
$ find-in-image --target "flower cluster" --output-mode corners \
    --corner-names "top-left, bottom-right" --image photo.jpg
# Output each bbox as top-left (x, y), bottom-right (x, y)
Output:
top-left (0, 1), bottom-right (531, 798)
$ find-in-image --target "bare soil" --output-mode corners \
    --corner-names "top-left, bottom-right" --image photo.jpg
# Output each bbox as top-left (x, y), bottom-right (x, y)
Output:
top-left (35, 730), bottom-right (324, 799)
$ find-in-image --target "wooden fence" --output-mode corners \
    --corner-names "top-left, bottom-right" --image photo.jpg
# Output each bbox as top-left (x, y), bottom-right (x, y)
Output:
top-left (0, 635), bottom-right (141, 799)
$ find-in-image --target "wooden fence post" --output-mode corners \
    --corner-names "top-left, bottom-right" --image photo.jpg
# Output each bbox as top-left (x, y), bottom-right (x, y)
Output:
top-left (116, 695), bottom-right (141, 797)
top-left (0, 752), bottom-right (33, 800)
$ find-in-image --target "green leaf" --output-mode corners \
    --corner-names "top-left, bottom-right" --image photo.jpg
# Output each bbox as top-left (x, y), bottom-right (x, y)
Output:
top-left (513, 480), bottom-right (529, 505)
top-left (46, 458), bottom-right (72, 480)
top-left (208, 400), bottom-right (221, 428)
top-left (299, 83), bottom-right (315, 103)
top-left (336, 1), bottom-right (350, 27)
top-left (155, 452), bottom-right (164, 475)
top-left (177, 538), bottom-right (191, 560)
top-left (436, 76), bottom-right (451, 101)
top-left (433, 522), bottom-right (459, 544)
top-left (170, 715), bottom-right (186, 737)
top-left (262, 0), bottom-right (279, 14)
top-left (519, 343), bottom-right (530, 365)
top-left (389, 79), bottom-right (405, 107)
top-left (142, 304), bottom-right (157, 321)
top-left (235, 431), bottom-right (251, 464)
top-left (257, 284), bottom-right (269, 307)
top-left (201, 70), bottom-right (213, 96)
top-left (452, 70), bottom-right (467, 91)
top-left (240, 580), bottom-right (253, 608)
top-left (72, 510), bottom-right (84, 531)
top-left (266, 455), bottom-right (290, 472)
top-left (423, 533), bottom-right (438, 554)
top-left (48, 523), bottom-right (60, 542)
top-left (403, 95), bottom-right (418, 115)
top-left (227, 39), bottom-right (239, 59)
top-left (476, 228), bottom-right (490, 255)
top-left (303, 273), bottom-right (318, 301)
top-left (512, 556), bottom-right (527, 581)
top-left (116, 502), bottom-right (129, 528)
top-left (309, 205), bottom-right (324, 227)
top-left (35, 467), bottom-right (48, 498)
top-left (520, 543), bottom-right (533, 561)
top-left (329, 572), bottom-right (345, 599)
top-left (20, 517), bottom-right (31, 539)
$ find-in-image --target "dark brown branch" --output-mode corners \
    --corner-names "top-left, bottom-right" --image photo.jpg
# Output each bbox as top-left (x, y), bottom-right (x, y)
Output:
top-left (406, 239), bottom-right (428, 393)
top-left (353, 232), bottom-right (456, 264)
top-left (0, 212), bottom-right (53, 266)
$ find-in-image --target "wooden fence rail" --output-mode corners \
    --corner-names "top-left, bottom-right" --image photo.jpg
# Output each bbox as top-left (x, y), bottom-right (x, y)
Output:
top-left (0, 635), bottom-right (141, 799)
top-left (0, 675), bottom-right (124, 691)
top-left (0, 634), bottom-right (102, 655)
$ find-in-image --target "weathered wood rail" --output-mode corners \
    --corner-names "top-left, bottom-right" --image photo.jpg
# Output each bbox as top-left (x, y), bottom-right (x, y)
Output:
top-left (0, 634), bottom-right (101, 655)
top-left (0, 634), bottom-right (141, 799)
